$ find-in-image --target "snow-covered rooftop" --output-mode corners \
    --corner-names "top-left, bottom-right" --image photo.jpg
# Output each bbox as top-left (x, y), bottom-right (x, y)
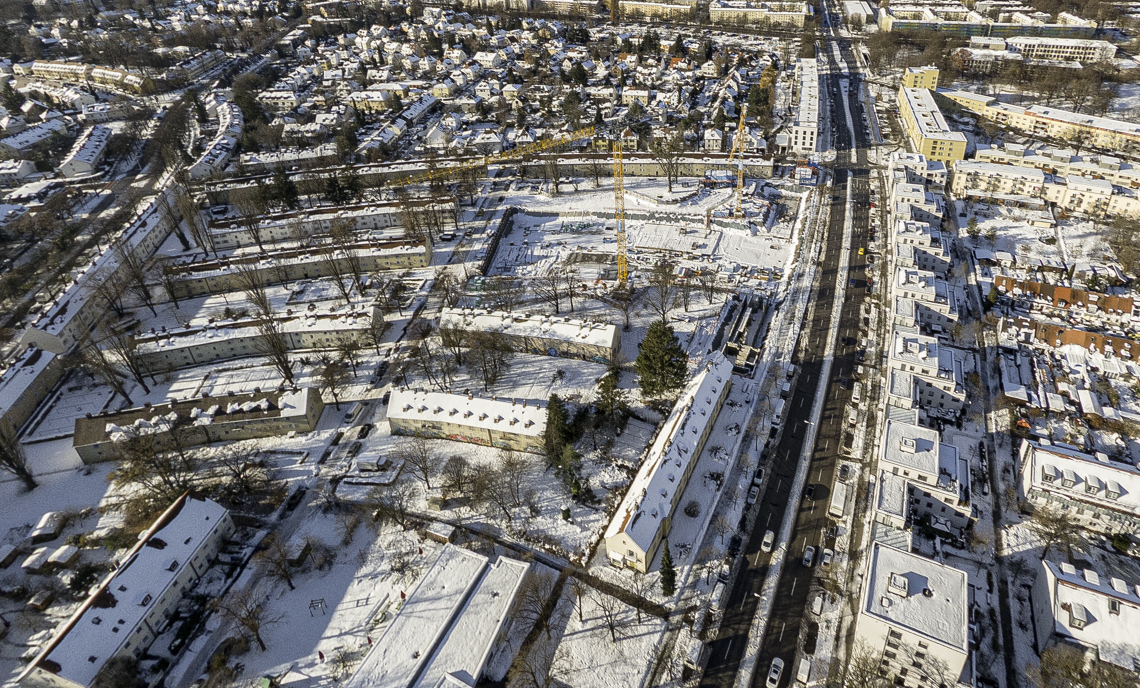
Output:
top-left (387, 388), bottom-right (546, 438)
top-left (0, 346), bottom-right (55, 416)
top-left (862, 542), bottom-right (969, 653)
top-left (880, 420), bottom-right (959, 491)
top-left (1042, 560), bottom-right (1140, 670)
top-left (21, 495), bottom-right (229, 688)
top-left (604, 353), bottom-right (734, 554)
top-left (344, 545), bottom-right (489, 688)
top-left (439, 308), bottom-right (619, 351)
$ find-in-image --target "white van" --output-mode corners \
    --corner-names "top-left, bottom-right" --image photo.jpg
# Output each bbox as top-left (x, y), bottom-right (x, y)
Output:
top-left (345, 402), bottom-right (364, 423)
top-left (796, 657), bottom-right (811, 685)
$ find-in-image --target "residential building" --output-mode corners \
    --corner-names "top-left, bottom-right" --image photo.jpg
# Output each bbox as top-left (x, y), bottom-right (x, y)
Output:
top-left (878, 420), bottom-right (972, 534)
top-left (345, 545), bottom-right (530, 688)
top-left (708, 0), bottom-right (811, 25)
top-left (902, 65), bottom-right (940, 90)
top-left (617, 0), bottom-right (697, 19)
top-left (0, 347), bottom-right (62, 440)
top-left (992, 276), bottom-right (1133, 325)
top-left (1018, 438), bottom-right (1140, 533)
top-left (887, 328), bottom-right (968, 417)
top-left (879, 3), bottom-right (1095, 38)
top-left (58, 125), bottom-right (111, 178)
top-left (0, 159), bottom-right (37, 186)
top-left (438, 308), bottom-right (621, 363)
top-left (889, 152), bottom-right (947, 193)
top-left (939, 89), bottom-right (1140, 158)
top-left (237, 143), bottom-right (340, 173)
top-left (894, 220), bottom-right (951, 275)
top-left (73, 388), bottom-right (325, 463)
top-left (605, 354), bottom-right (733, 572)
top-left (1001, 317), bottom-right (1139, 359)
top-left (187, 100), bottom-right (242, 180)
top-left (1006, 37), bottom-right (1116, 62)
top-left (893, 182), bottom-right (946, 225)
top-left (204, 198), bottom-right (433, 249)
top-left (892, 268), bottom-right (958, 328)
top-left (791, 58), bottom-right (819, 155)
top-left (388, 388), bottom-right (547, 453)
top-left (1031, 560), bottom-right (1140, 672)
top-left (950, 161), bottom-right (1140, 219)
top-left (855, 542), bottom-right (971, 688)
top-left (973, 143), bottom-right (1140, 189)
top-left (0, 120), bottom-right (68, 157)
top-left (166, 239), bottom-right (430, 298)
top-left (132, 305), bottom-right (383, 373)
top-left (18, 494), bottom-right (234, 688)
top-left (897, 87), bottom-right (967, 164)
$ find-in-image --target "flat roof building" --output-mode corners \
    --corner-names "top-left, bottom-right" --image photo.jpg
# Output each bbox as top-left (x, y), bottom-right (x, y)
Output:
top-left (790, 58), bottom-right (819, 156)
top-left (438, 308), bottom-right (621, 364)
top-left (897, 87), bottom-right (967, 164)
top-left (388, 388), bottom-right (547, 454)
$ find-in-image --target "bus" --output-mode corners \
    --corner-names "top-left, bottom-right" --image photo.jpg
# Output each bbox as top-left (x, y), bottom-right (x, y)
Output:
top-left (829, 481), bottom-right (848, 518)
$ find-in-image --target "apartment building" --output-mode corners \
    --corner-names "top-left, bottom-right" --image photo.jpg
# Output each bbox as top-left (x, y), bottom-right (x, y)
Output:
top-left (1006, 36), bottom-right (1116, 62)
top-left (973, 143), bottom-right (1140, 189)
top-left (0, 347), bottom-right (62, 440)
top-left (18, 495), bottom-right (234, 688)
top-left (188, 100), bottom-right (242, 180)
top-left (438, 308), bottom-right (621, 363)
top-left (1019, 438), bottom-right (1140, 533)
top-left (887, 329), bottom-right (969, 417)
top-left (877, 420), bottom-right (972, 534)
top-left (617, 0), bottom-right (697, 19)
top-left (237, 143), bottom-right (340, 173)
top-left (605, 355), bottom-right (733, 572)
top-left (894, 220), bottom-right (951, 274)
top-left (133, 305), bottom-right (382, 373)
top-left (879, 3), bottom-right (1095, 38)
top-left (1001, 317), bottom-right (1138, 360)
top-left (387, 388), bottom-right (547, 453)
top-left (855, 543), bottom-right (971, 688)
top-left (58, 125), bottom-right (111, 178)
top-left (897, 87), bottom-right (967, 164)
top-left (902, 66), bottom-right (940, 90)
top-left (889, 152), bottom-right (948, 193)
top-left (1031, 560), bottom-right (1140, 672)
top-left (0, 159), bottom-right (37, 187)
top-left (790, 58), bottom-right (819, 155)
top-left (20, 194), bottom-right (177, 354)
top-left (0, 120), bottom-right (69, 157)
top-left (205, 198), bottom-right (434, 250)
top-left (708, 0), bottom-right (811, 25)
top-left (73, 388), bottom-right (325, 463)
top-left (893, 182), bottom-right (946, 225)
top-left (939, 89), bottom-right (1140, 157)
top-left (893, 268), bottom-right (958, 325)
top-left (165, 238), bottom-right (430, 298)
top-left (950, 161), bottom-right (1140, 219)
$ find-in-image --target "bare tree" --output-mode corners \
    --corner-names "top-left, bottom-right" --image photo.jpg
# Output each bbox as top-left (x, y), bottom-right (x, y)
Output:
top-left (440, 455), bottom-right (474, 499)
top-left (0, 430), bottom-right (36, 490)
top-left (327, 220), bottom-right (364, 292)
top-left (90, 270), bottom-right (127, 318)
top-left (433, 271), bottom-right (462, 308)
top-left (484, 277), bottom-right (525, 312)
top-left (69, 336), bottom-right (134, 403)
top-left (534, 272), bottom-right (564, 314)
top-left (173, 185), bottom-right (214, 254)
top-left (650, 130), bottom-right (685, 192)
top-left (592, 589), bottom-right (630, 643)
top-left (1028, 643), bottom-right (1139, 688)
top-left (498, 448), bottom-right (531, 507)
top-left (255, 532), bottom-right (296, 590)
top-left (335, 336), bottom-right (363, 378)
top-left (316, 355), bottom-right (350, 409)
top-left (96, 322), bottom-right (152, 393)
top-left (395, 432), bottom-right (441, 490)
top-left (366, 480), bottom-right (417, 530)
top-left (234, 263), bottom-right (294, 384)
top-left (568, 573), bottom-right (590, 622)
top-left (599, 284), bottom-right (637, 331)
top-left (586, 156), bottom-right (608, 188)
top-left (438, 322), bottom-right (470, 366)
top-left (842, 640), bottom-right (890, 688)
top-left (472, 464), bottom-right (517, 523)
top-left (1027, 505), bottom-right (1086, 561)
top-left (115, 242), bottom-right (156, 316)
top-left (468, 331), bottom-right (514, 392)
top-left (516, 571), bottom-right (557, 638)
top-left (109, 430), bottom-right (200, 504)
top-left (647, 260), bottom-right (677, 323)
top-left (508, 631), bottom-right (572, 688)
top-left (231, 187), bottom-right (267, 250)
top-left (320, 248), bottom-right (356, 305)
top-left (212, 582), bottom-right (285, 651)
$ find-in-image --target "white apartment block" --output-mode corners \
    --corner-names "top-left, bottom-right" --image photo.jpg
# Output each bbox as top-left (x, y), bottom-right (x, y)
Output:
top-left (708, 0), bottom-right (811, 26)
top-left (18, 495), bottom-right (234, 688)
top-left (878, 420), bottom-right (972, 534)
top-left (894, 220), bottom-right (951, 275)
top-left (1019, 438), bottom-right (1140, 533)
top-left (887, 328), bottom-right (968, 417)
top-left (1031, 560), bottom-right (1140, 672)
top-left (892, 182), bottom-right (946, 226)
top-left (974, 143), bottom-right (1140, 189)
top-left (0, 346), bottom-right (62, 440)
top-left (790, 58), bottom-right (819, 156)
top-left (950, 161), bottom-right (1140, 219)
top-left (133, 305), bottom-right (382, 373)
top-left (205, 199), bottom-right (426, 250)
top-left (238, 143), bottom-right (340, 174)
top-left (388, 388), bottom-right (546, 454)
top-left (889, 152), bottom-right (947, 193)
top-left (438, 308), bottom-right (621, 363)
top-left (0, 120), bottom-right (68, 157)
top-left (856, 542), bottom-right (971, 688)
top-left (187, 100), bottom-right (242, 180)
top-left (892, 268), bottom-right (958, 328)
top-left (605, 354), bottom-right (733, 572)
top-left (1005, 37), bottom-right (1116, 62)
top-left (0, 159), bottom-right (37, 187)
top-left (58, 125), bottom-right (111, 178)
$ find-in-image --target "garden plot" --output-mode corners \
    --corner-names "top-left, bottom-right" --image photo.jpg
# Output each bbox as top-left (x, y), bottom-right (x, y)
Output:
top-left (970, 207), bottom-right (1064, 265)
top-left (1058, 219), bottom-right (1115, 265)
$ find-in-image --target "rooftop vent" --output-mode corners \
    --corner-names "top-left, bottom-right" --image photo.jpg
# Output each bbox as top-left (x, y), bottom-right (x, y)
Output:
top-left (888, 573), bottom-right (909, 597)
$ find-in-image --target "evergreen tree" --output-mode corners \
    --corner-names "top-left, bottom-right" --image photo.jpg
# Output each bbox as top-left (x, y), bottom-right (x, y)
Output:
top-left (636, 321), bottom-right (688, 398)
top-left (671, 35), bottom-right (686, 57)
top-left (660, 541), bottom-right (676, 595)
top-left (271, 167), bottom-right (299, 209)
top-left (544, 394), bottom-right (572, 460)
top-left (556, 444), bottom-right (584, 497)
top-left (596, 368), bottom-right (627, 424)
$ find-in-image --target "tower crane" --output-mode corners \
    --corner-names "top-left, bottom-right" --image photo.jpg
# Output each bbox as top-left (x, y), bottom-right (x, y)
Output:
top-left (612, 140), bottom-right (628, 285)
top-left (726, 104), bottom-right (748, 217)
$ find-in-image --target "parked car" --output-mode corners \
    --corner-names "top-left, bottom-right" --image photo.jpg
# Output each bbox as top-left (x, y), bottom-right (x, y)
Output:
top-left (748, 486), bottom-right (760, 505)
top-left (766, 658), bottom-right (785, 688)
top-left (821, 548), bottom-right (834, 568)
top-left (839, 464), bottom-right (851, 483)
top-left (803, 546), bottom-right (816, 567)
top-left (762, 530), bottom-right (775, 553)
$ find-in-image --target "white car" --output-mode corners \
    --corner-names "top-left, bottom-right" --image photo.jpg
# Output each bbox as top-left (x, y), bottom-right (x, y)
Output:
top-left (761, 530), bottom-right (775, 553)
top-left (766, 657), bottom-right (784, 688)
top-left (821, 548), bottom-right (834, 568)
top-left (803, 546), bottom-right (816, 567)
top-left (747, 486), bottom-right (760, 505)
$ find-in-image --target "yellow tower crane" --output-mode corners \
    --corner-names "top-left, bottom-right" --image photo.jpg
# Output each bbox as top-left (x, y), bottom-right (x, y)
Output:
top-left (612, 140), bottom-right (628, 285)
top-left (726, 104), bottom-right (748, 217)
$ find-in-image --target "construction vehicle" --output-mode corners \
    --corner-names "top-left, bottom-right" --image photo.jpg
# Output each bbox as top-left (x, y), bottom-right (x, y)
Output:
top-left (727, 105), bottom-right (748, 217)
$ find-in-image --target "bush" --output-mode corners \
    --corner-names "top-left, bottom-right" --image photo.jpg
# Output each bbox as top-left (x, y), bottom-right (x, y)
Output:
top-left (684, 500), bottom-right (701, 518)
top-left (1112, 533), bottom-right (1131, 553)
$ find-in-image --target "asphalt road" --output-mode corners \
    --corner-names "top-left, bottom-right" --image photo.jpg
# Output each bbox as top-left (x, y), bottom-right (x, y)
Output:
top-left (698, 37), bottom-right (874, 688)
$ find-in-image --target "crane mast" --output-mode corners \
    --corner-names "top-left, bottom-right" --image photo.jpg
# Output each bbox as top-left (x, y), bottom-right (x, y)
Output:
top-left (613, 141), bottom-right (628, 285)
top-left (727, 105), bottom-right (748, 217)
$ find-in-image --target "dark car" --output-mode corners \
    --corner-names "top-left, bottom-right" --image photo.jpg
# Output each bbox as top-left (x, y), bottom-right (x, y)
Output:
top-left (358, 423), bottom-right (374, 439)
top-left (805, 484), bottom-right (816, 500)
top-left (838, 377), bottom-right (849, 389)
top-left (856, 349), bottom-right (867, 362)
top-left (346, 441), bottom-right (363, 459)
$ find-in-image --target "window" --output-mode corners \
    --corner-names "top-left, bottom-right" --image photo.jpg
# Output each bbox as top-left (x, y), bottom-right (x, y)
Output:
top-left (889, 630), bottom-right (903, 641)
top-left (1110, 599), bottom-right (1121, 615)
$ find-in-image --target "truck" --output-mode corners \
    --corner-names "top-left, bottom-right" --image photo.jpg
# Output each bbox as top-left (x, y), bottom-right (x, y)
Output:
top-left (829, 480), bottom-right (848, 518)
